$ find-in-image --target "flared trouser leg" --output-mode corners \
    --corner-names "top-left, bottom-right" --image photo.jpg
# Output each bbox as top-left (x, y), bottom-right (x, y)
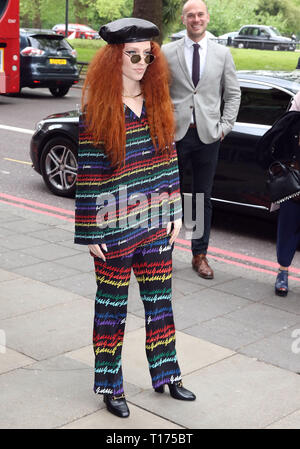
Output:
top-left (132, 237), bottom-right (182, 389)
top-left (92, 254), bottom-right (132, 396)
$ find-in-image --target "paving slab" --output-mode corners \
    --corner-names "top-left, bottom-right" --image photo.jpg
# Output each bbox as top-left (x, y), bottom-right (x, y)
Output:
top-left (0, 298), bottom-right (94, 360)
top-left (0, 234), bottom-right (47, 250)
top-left (173, 266), bottom-right (239, 288)
top-left (49, 272), bottom-right (97, 298)
top-left (0, 354), bottom-right (140, 429)
top-left (174, 289), bottom-right (251, 330)
top-left (184, 316), bottom-right (267, 351)
top-left (21, 243), bottom-right (81, 262)
top-left (0, 226), bottom-right (16, 238)
top-left (266, 410), bottom-right (300, 429)
top-left (60, 403), bottom-right (184, 429)
top-left (131, 354), bottom-right (300, 429)
top-left (0, 347), bottom-right (35, 374)
top-left (239, 325), bottom-right (300, 373)
top-left (0, 277), bottom-right (86, 320)
top-left (124, 329), bottom-right (234, 390)
top-left (0, 269), bottom-right (20, 282)
top-left (56, 253), bottom-right (95, 271)
top-left (28, 228), bottom-right (74, 243)
top-left (212, 277), bottom-right (273, 302)
top-left (13, 260), bottom-right (81, 282)
top-left (224, 303), bottom-right (300, 336)
top-left (0, 219), bottom-right (53, 233)
top-left (0, 251), bottom-right (42, 270)
top-left (172, 277), bottom-right (206, 299)
top-left (262, 292), bottom-right (300, 316)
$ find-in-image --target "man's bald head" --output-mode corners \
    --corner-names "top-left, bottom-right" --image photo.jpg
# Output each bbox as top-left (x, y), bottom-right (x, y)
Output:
top-left (181, 0), bottom-right (210, 42)
top-left (182, 0), bottom-right (208, 17)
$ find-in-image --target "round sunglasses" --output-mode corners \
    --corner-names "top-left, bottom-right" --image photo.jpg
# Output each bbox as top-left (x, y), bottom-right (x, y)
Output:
top-left (123, 51), bottom-right (155, 65)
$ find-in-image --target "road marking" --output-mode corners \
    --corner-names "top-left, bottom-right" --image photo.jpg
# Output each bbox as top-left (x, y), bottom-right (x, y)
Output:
top-left (0, 198), bottom-right (74, 223)
top-left (0, 124), bottom-right (34, 135)
top-left (4, 157), bottom-right (32, 165)
top-left (177, 237), bottom-right (300, 275)
top-left (0, 192), bottom-right (74, 216)
top-left (175, 243), bottom-right (300, 283)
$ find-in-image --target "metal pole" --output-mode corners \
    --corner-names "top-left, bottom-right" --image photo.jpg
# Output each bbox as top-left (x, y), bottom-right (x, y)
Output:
top-left (65, 0), bottom-right (69, 37)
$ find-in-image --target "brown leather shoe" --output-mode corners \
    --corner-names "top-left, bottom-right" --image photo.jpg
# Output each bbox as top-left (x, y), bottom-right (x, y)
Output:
top-left (192, 254), bottom-right (214, 279)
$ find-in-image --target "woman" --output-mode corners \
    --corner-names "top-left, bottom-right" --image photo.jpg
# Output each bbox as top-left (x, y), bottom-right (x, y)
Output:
top-left (74, 18), bottom-right (196, 418)
top-left (275, 90), bottom-right (300, 296)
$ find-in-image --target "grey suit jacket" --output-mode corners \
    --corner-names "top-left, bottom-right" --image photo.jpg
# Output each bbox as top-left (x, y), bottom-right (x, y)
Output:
top-left (162, 37), bottom-right (241, 143)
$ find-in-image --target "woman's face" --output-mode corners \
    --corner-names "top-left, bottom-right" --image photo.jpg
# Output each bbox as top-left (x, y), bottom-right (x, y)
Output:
top-left (122, 41), bottom-right (152, 82)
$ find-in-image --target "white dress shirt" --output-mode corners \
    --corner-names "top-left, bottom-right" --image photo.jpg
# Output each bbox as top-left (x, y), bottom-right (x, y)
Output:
top-left (184, 34), bottom-right (208, 84)
top-left (184, 34), bottom-right (208, 123)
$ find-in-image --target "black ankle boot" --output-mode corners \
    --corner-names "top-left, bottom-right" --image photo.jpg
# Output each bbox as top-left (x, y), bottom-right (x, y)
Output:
top-left (103, 394), bottom-right (130, 418)
top-left (155, 381), bottom-right (196, 401)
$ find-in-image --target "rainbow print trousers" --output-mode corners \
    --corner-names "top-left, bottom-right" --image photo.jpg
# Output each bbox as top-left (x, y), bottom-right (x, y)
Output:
top-left (92, 236), bottom-right (182, 396)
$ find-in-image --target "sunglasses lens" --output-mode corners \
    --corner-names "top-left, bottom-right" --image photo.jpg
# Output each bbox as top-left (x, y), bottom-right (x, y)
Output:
top-left (130, 54), bottom-right (141, 64)
top-left (145, 54), bottom-right (155, 64)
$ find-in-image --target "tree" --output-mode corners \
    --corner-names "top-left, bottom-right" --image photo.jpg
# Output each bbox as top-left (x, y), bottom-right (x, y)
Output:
top-left (95, 0), bottom-right (132, 25)
top-left (133, 0), bottom-right (163, 43)
top-left (255, 0), bottom-right (300, 34)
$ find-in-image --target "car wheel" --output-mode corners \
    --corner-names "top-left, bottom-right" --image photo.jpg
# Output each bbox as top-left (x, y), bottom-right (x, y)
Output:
top-left (273, 45), bottom-right (280, 51)
top-left (49, 86), bottom-right (70, 97)
top-left (40, 137), bottom-right (78, 197)
top-left (238, 43), bottom-right (244, 49)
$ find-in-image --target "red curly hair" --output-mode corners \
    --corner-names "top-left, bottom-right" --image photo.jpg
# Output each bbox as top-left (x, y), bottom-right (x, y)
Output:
top-left (82, 42), bottom-right (175, 167)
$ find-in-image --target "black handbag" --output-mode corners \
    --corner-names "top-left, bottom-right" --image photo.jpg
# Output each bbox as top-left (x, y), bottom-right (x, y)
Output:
top-left (267, 161), bottom-right (300, 204)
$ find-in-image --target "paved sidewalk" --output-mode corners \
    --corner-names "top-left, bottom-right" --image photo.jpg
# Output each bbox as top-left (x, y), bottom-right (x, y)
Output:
top-left (1, 200), bottom-right (300, 429)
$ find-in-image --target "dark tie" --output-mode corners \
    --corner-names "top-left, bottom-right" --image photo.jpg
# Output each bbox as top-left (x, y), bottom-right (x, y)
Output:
top-left (192, 43), bottom-right (200, 87)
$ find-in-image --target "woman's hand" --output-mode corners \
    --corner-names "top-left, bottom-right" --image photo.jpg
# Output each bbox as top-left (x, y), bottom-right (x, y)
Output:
top-left (88, 244), bottom-right (108, 261)
top-left (166, 218), bottom-right (182, 246)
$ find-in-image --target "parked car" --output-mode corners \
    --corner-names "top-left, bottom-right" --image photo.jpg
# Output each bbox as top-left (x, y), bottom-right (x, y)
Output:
top-left (30, 71), bottom-right (300, 218)
top-left (52, 23), bottom-right (99, 40)
top-left (233, 25), bottom-right (296, 51)
top-left (218, 31), bottom-right (238, 45)
top-left (20, 28), bottom-right (79, 97)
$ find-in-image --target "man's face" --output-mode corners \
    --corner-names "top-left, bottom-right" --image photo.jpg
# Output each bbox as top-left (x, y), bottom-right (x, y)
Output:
top-left (182, 1), bottom-right (210, 42)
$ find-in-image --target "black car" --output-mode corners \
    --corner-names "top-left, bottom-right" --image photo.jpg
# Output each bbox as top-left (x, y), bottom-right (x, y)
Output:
top-left (30, 71), bottom-right (300, 216)
top-left (233, 25), bottom-right (296, 51)
top-left (20, 28), bottom-right (79, 97)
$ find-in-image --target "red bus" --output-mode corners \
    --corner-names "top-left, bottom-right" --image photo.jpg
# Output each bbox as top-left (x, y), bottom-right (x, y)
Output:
top-left (0, 0), bottom-right (20, 94)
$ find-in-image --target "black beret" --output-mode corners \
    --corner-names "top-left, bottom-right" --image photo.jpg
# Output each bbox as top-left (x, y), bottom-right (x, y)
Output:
top-left (99, 18), bottom-right (159, 44)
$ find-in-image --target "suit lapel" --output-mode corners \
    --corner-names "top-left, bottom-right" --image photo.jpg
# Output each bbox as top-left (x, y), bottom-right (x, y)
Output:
top-left (176, 39), bottom-right (194, 89)
top-left (197, 38), bottom-right (213, 87)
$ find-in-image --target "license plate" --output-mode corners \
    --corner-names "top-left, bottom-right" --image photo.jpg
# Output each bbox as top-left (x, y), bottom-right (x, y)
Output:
top-left (49, 58), bottom-right (67, 65)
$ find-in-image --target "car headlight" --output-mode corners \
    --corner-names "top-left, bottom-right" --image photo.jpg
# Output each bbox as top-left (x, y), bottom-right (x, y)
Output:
top-left (35, 120), bottom-right (44, 131)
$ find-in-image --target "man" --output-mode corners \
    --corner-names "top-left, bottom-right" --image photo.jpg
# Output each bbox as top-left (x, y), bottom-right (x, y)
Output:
top-left (162, 0), bottom-right (241, 279)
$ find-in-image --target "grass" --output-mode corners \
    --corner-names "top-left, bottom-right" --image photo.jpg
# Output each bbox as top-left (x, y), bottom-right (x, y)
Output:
top-left (67, 38), bottom-right (105, 62)
top-left (230, 48), bottom-right (299, 71)
top-left (68, 38), bottom-right (300, 71)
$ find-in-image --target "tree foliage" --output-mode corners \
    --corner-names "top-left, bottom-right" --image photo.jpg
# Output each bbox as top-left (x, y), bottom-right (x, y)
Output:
top-left (19, 0), bottom-right (300, 38)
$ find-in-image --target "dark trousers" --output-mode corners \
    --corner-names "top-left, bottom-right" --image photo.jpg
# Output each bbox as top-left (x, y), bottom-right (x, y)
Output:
top-left (277, 199), bottom-right (300, 267)
top-left (176, 127), bottom-right (220, 255)
top-left (92, 236), bottom-right (182, 396)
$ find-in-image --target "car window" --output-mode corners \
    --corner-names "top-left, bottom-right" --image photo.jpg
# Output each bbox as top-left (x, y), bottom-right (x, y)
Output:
top-left (250, 28), bottom-right (259, 37)
top-left (237, 84), bottom-right (292, 125)
top-left (269, 27), bottom-right (281, 36)
top-left (260, 30), bottom-right (270, 37)
top-left (28, 36), bottom-right (72, 51)
top-left (240, 27), bottom-right (249, 35)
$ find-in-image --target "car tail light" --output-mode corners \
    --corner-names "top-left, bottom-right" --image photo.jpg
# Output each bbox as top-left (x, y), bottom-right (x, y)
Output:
top-left (71, 49), bottom-right (77, 58)
top-left (21, 47), bottom-right (45, 56)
